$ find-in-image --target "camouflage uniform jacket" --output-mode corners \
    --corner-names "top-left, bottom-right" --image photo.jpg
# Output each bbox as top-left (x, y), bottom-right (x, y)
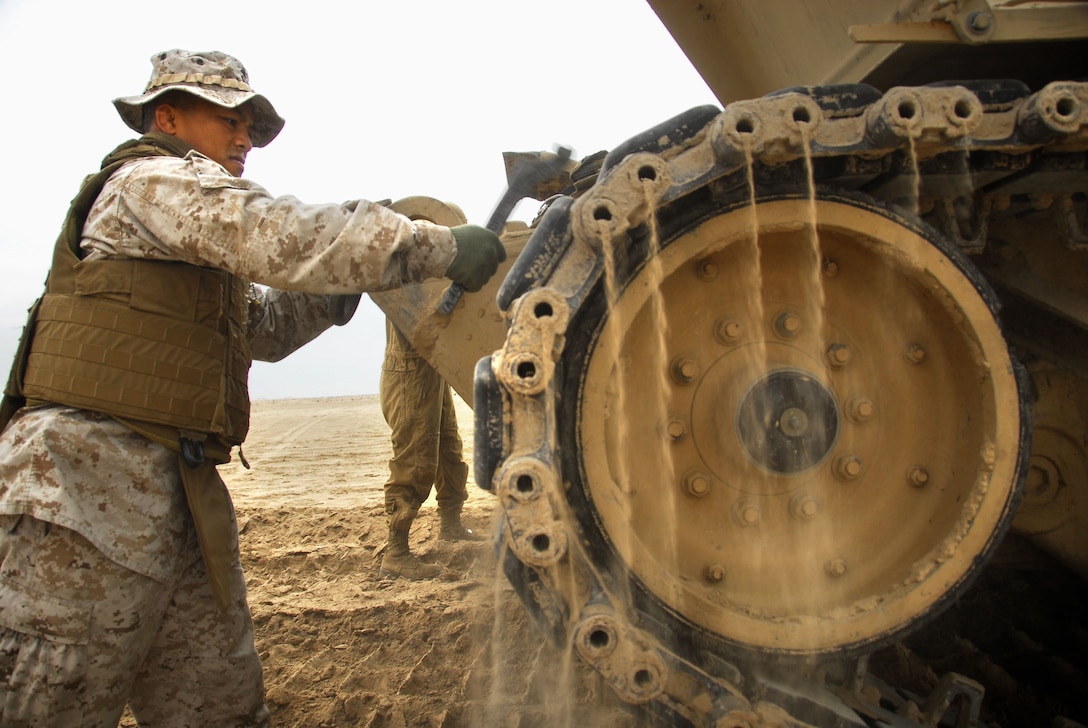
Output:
top-left (0, 149), bottom-right (458, 582)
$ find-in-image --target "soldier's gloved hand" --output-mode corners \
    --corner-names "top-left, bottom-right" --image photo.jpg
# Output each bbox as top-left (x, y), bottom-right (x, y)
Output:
top-left (445, 225), bottom-right (506, 292)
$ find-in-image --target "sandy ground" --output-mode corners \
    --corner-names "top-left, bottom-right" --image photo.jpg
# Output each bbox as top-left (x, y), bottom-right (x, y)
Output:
top-left (111, 394), bottom-right (1088, 727)
top-left (159, 395), bottom-right (644, 727)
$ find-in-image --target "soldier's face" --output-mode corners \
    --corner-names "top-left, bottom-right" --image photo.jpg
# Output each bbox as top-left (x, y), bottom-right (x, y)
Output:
top-left (156, 97), bottom-right (255, 177)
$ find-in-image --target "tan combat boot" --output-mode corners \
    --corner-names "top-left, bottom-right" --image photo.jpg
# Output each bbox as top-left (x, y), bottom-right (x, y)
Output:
top-left (438, 506), bottom-right (485, 542)
top-left (380, 500), bottom-right (441, 580)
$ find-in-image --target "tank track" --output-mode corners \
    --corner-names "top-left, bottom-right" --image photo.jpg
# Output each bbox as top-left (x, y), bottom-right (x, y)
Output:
top-left (475, 80), bottom-right (1088, 727)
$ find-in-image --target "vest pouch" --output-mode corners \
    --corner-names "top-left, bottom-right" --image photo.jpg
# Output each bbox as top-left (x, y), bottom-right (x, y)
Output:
top-left (74, 259), bottom-right (226, 329)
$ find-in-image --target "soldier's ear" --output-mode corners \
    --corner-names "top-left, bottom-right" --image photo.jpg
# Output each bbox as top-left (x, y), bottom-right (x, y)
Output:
top-left (152, 103), bottom-right (180, 135)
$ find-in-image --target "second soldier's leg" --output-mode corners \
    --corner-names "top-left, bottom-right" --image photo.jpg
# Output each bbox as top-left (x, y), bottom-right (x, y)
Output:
top-left (434, 385), bottom-right (478, 541)
top-left (380, 496), bottom-right (440, 579)
top-left (380, 365), bottom-right (443, 579)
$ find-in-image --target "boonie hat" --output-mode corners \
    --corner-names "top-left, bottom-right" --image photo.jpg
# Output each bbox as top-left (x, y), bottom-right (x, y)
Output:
top-left (113, 49), bottom-right (285, 147)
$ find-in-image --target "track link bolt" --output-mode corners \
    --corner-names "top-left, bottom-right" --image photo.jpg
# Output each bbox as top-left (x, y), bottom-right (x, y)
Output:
top-left (704, 564), bottom-right (726, 583)
top-left (672, 358), bottom-right (700, 384)
top-left (825, 558), bottom-right (848, 578)
top-left (846, 397), bottom-right (875, 423)
top-left (696, 259), bottom-right (719, 282)
top-left (967, 11), bottom-right (992, 33)
top-left (826, 343), bottom-right (851, 368)
top-left (905, 344), bottom-right (927, 364)
top-left (682, 470), bottom-right (711, 498)
top-left (908, 467), bottom-right (930, 488)
top-left (715, 318), bottom-right (743, 345)
top-left (1024, 457), bottom-right (1061, 505)
top-left (833, 455), bottom-right (863, 481)
top-left (774, 312), bottom-right (801, 339)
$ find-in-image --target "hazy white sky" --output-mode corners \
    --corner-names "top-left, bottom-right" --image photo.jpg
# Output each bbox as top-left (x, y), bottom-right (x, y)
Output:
top-left (0, 0), bottom-right (720, 400)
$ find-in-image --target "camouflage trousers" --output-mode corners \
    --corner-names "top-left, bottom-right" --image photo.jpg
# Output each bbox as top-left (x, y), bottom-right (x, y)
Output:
top-left (380, 361), bottom-right (469, 513)
top-left (0, 514), bottom-right (267, 727)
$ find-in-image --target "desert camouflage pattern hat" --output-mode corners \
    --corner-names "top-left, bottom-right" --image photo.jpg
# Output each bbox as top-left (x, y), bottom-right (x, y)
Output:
top-left (113, 49), bottom-right (285, 147)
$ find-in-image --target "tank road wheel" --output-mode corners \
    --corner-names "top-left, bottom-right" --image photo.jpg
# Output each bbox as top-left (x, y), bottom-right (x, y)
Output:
top-left (562, 191), bottom-right (1028, 657)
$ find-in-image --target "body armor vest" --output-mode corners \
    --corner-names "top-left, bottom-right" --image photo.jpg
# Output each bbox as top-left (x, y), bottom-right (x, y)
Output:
top-left (3, 143), bottom-right (252, 447)
top-left (23, 258), bottom-right (252, 445)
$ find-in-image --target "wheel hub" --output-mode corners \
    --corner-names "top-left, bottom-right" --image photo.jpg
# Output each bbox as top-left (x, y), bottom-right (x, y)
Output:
top-left (575, 195), bottom-right (1025, 655)
top-left (734, 368), bottom-right (839, 475)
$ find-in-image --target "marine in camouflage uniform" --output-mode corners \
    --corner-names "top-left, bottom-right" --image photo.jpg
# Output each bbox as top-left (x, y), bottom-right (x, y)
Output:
top-left (0, 49), bottom-right (503, 726)
top-left (379, 319), bottom-right (483, 581)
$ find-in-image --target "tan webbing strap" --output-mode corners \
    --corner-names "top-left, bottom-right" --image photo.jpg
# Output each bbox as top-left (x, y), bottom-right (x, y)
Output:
top-left (177, 454), bottom-right (236, 612)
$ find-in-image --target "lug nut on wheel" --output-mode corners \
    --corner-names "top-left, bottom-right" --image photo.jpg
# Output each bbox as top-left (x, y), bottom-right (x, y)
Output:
top-left (662, 417), bottom-right (687, 442)
top-left (715, 317), bottom-right (743, 345)
top-left (732, 500), bottom-right (761, 526)
top-left (696, 259), bottom-right (719, 281)
top-left (774, 311), bottom-right (801, 339)
top-left (834, 455), bottom-right (863, 480)
top-left (672, 358), bottom-right (699, 384)
top-left (846, 396), bottom-right (875, 423)
top-left (682, 470), bottom-right (712, 498)
top-left (790, 494), bottom-right (819, 520)
top-left (905, 343), bottom-right (927, 364)
top-left (908, 467), bottom-right (930, 488)
top-left (826, 343), bottom-right (851, 368)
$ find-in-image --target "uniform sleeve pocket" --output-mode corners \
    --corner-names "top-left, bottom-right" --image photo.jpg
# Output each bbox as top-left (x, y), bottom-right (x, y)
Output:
top-left (190, 154), bottom-right (257, 192)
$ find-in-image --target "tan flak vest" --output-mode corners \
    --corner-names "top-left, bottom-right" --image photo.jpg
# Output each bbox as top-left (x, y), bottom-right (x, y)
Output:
top-left (1, 135), bottom-right (251, 610)
top-left (2, 135), bottom-right (251, 452)
top-left (22, 255), bottom-right (252, 449)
